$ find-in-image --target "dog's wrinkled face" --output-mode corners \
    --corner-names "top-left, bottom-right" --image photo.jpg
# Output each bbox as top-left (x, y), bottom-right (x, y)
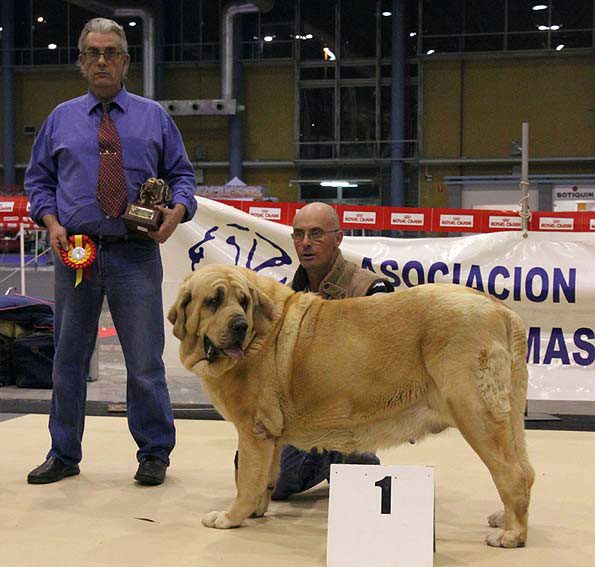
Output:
top-left (168, 265), bottom-right (274, 376)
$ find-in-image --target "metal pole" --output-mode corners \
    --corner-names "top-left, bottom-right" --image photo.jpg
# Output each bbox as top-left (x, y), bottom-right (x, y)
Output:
top-left (114, 8), bottom-right (155, 99)
top-left (229, 17), bottom-right (243, 180)
top-left (520, 122), bottom-right (530, 238)
top-left (390, 0), bottom-right (405, 206)
top-left (34, 229), bottom-right (39, 270)
top-left (88, 341), bottom-right (99, 382)
top-left (2, 0), bottom-right (16, 186)
top-left (19, 225), bottom-right (26, 294)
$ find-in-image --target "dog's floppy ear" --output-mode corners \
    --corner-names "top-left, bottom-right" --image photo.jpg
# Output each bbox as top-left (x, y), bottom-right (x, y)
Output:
top-left (249, 284), bottom-right (275, 335)
top-left (168, 288), bottom-right (192, 340)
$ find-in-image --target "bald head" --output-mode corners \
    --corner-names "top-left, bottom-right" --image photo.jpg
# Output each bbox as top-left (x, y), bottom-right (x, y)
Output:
top-left (293, 202), bottom-right (340, 231)
top-left (291, 202), bottom-right (343, 290)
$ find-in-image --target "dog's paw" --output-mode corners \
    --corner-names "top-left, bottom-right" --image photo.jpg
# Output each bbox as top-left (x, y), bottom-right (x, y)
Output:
top-left (487, 510), bottom-right (505, 528)
top-left (202, 510), bottom-right (240, 529)
top-left (250, 492), bottom-right (271, 518)
top-left (485, 528), bottom-right (525, 548)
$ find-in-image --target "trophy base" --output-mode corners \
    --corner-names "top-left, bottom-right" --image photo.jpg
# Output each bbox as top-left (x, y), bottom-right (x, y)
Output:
top-left (122, 203), bottom-right (162, 237)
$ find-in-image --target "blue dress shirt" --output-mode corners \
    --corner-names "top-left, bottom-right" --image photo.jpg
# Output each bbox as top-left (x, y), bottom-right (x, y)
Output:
top-left (25, 85), bottom-right (197, 236)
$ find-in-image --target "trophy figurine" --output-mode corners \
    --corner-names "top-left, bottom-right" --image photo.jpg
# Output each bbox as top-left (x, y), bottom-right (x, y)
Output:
top-left (123, 178), bottom-right (172, 236)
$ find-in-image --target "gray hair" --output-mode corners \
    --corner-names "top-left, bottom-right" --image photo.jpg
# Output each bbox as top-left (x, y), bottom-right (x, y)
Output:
top-left (78, 18), bottom-right (128, 54)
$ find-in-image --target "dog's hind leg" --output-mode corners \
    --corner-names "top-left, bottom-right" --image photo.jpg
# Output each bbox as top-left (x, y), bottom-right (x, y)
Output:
top-left (488, 315), bottom-right (535, 532)
top-left (446, 385), bottom-right (531, 548)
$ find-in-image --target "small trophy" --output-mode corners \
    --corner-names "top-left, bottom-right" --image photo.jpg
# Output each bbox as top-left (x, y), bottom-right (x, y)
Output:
top-left (123, 178), bottom-right (172, 236)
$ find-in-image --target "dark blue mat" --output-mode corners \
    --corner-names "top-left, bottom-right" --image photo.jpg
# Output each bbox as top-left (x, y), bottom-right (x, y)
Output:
top-left (0, 254), bottom-right (52, 267)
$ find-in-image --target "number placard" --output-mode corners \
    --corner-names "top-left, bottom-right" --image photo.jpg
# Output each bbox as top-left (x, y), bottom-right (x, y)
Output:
top-left (327, 464), bottom-right (434, 567)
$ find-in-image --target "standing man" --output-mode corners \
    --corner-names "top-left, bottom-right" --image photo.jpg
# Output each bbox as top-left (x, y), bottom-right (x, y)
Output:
top-left (25, 18), bottom-right (197, 486)
top-left (235, 202), bottom-right (394, 500)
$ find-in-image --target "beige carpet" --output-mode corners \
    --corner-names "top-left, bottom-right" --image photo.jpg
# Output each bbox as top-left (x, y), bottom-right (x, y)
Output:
top-left (1, 415), bottom-right (593, 567)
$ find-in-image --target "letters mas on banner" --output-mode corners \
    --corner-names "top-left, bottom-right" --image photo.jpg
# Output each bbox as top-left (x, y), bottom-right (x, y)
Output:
top-left (162, 197), bottom-right (595, 402)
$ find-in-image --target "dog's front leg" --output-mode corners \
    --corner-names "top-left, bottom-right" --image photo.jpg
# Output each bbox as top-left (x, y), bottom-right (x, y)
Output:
top-left (203, 432), bottom-right (275, 529)
top-left (251, 443), bottom-right (282, 518)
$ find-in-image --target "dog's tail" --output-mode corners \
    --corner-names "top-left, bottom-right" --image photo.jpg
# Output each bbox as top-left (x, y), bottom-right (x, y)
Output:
top-left (505, 309), bottom-right (535, 489)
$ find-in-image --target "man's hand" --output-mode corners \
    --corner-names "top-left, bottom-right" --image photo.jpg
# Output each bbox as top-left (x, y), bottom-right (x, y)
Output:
top-left (42, 214), bottom-right (69, 265)
top-left (148, 204), bottom-right (186, 244)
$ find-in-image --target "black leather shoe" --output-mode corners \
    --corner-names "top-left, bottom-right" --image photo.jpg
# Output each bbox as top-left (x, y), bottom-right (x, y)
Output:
top-left (27, 457), bottom-right (80, 485)
top-left (134, 456), bottom-right (167, 485)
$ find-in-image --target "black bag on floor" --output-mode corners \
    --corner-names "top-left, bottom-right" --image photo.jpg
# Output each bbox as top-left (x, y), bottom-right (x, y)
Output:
top-left (0, 294), bottom-right (54, 389)
top-left (12, 331), bottom-right (54, 389)
top-left (0, 333), bottom-right (12, 386)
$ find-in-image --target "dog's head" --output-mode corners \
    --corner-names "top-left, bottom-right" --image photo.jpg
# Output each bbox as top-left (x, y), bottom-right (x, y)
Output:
top-left (168, 265), bottom-right (277, 376)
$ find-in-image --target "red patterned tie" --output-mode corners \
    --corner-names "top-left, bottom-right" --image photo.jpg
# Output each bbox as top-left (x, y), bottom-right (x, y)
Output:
top-left (97, 103), bottom-right (128, 218)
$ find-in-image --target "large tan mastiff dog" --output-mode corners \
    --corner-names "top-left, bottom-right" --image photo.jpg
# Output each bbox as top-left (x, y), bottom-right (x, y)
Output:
top-left (168, 264), bottom-right (534, 548)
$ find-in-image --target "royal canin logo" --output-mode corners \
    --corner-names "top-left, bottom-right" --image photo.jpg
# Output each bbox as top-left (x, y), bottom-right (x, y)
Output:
top-left (439, 214), bottom-right (474, 227)
top-left (538, 217), bottom-right (574, 230)
top-left (248, 207), bottom-right (281, 220)
top-left (590, 218), bottom-right (595, 231)
top-left (391, 213), bottom-right (424, 226)
top-left (489, 216), bottom-right (522, 229)
top-left (0, 202), bottom-right (15, 212)
top-left (343, 212), bottom-right (376, 224)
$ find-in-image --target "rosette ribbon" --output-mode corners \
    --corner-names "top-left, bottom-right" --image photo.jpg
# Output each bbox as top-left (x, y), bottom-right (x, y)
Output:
top-left (60, 234), bottom-right (97, 287)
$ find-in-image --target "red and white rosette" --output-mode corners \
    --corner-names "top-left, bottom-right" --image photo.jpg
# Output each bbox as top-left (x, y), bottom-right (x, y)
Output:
top-left (60, 234), bottom-right (97, 287)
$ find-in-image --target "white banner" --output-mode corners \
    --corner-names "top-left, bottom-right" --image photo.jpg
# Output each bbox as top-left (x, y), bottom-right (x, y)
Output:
top-left (162, 197), bottom-right (595, 402)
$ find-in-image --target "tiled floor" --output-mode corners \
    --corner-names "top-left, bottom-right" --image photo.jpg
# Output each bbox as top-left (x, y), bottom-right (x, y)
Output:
top-left (2, 415), bottom-right (595, 567)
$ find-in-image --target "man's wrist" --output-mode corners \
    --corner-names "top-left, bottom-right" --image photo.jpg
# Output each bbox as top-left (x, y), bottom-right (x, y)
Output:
top-left (42, 213), bottom-right (60, 229)
top-left (171, 203), bottom-right (186, 222)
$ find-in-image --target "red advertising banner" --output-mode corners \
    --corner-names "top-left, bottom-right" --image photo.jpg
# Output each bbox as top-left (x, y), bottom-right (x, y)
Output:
top-left (431, 208), bottom-right (482, 233)
top-left (335, 204), bottom-right (384, 230)
top-left (481, 209), bottom-right (524, 233)
top-left (1, 196), bottom-right (593, 234)
top-left (385, 207), bottom-right (432, 232)
top-left (531, 211), bottom-right (579, 232)
top-left (245, 201), bottom-right (289, 224)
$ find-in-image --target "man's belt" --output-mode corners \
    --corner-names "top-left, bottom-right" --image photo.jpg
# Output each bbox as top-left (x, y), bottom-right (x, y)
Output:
top-left (88, 233), bottom-right (149, 244)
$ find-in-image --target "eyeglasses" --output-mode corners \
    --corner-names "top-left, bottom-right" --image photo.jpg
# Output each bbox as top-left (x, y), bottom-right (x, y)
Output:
top-left (290, 228), bottom-right (339, 242)
top-left (81, 48), bottom-right (124, 61)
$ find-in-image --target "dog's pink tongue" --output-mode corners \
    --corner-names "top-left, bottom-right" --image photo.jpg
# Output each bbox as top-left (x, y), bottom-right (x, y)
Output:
top-left (224, 348), bottom-right (244, 360)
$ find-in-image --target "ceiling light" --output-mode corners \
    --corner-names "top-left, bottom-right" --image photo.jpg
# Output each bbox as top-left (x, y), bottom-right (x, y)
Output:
top-left (426, 49), bottom-right (435, 55)
top-left (532, 4), bottom-right (547, 10)
top-left (320, 181), bottom-right (358, 188)
top-left (37, 16), bottom-right (45, 23)
top-left (556, 44), bottom-right (564, 50)
top-left (409, 32), bottom-right (417, 37)
top-left (264, 35), bottom-right (273, 42)
top-left (128, 21), bottom-right (137, 27)
top-left (550, 24), bottom-right (560, 30)
top-left (538, 25), bottom-right (548, 30)
top-left (382, 11), bottom-right (392, 17)
top-left (323, 47), bottom-right (336, 60)
top-left (48, 43), bottom-right (57, 50)
top-left (306, 34), bottom-right (313, 39)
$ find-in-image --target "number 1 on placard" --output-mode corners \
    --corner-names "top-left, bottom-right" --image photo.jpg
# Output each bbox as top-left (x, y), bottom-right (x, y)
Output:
top-left (374, 475), bottom-right (392, 515)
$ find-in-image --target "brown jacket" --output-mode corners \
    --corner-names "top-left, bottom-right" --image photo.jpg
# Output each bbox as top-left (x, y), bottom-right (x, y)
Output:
top-left (290, 250), bottom-right (393, 299)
